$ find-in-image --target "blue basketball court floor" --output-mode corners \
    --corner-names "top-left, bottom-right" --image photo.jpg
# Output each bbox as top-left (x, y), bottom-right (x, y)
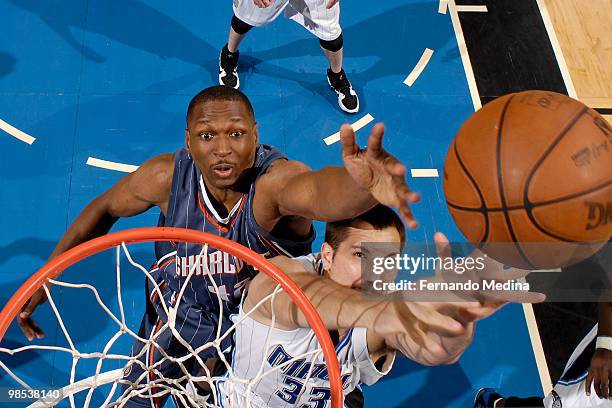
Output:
top-left (0, 0), bottom-right (548, 406)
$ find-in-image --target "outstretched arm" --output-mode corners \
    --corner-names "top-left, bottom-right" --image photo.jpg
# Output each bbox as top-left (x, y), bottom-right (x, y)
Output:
top-left (17, 154), bottom-right (174, 340)
top-left (254, 124), bottom-right (420, 229)
top-left (246, 253), bottom-right (508, 367)
top-left (245, 256), bottom-right (470, 362)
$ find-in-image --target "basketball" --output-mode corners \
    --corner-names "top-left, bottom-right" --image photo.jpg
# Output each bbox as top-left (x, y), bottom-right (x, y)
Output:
top-left (443, 91), bottom-right (612, 269)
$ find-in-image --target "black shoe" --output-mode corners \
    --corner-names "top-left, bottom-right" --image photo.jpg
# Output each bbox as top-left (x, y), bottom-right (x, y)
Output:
top-left (219, 44), bottom-right (240, 89)
top-left (327, 68), bottom-right (359, 113)
top-left (474, 388), bottom-right (504, 408)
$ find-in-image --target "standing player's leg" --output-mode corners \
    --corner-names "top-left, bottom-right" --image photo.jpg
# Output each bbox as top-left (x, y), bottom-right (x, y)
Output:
top-left (285, 0), bottom-right (359, 113)
top-left (219, 16), bottom-right (253, 89)
top-left (219, 0), bottom-right (291, 88)
top-left (320, 33), bottom-right (359, 114)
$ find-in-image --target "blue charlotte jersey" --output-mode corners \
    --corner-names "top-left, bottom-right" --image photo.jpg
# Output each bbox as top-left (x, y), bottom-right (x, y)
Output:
top-left (121, 145), bottom-right (315, 408)
top-left (152, 145), bottom-right (314, 313)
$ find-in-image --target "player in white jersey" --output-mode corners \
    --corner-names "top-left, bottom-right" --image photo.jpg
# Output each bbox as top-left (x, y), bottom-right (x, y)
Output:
top-left (474, 302), bottom-right (612, 408)
top-left (215, 205), bottom-right (509, 407)
top-left (218, 0), bottom-right (359, 114)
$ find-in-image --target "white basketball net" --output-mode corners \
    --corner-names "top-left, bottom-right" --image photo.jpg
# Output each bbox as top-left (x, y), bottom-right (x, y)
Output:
top-left (0, 241), bottom-right (327, 407)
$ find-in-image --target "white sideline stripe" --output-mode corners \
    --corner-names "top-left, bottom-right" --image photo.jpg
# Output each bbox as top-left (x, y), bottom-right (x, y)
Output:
top-left (447, 0), bottom-right (482, 110)
top-left (86, 157), bottom-right (139, 173)
top-left (522, 302), bottom-right (554, 394)
top-left (0, 118), bottom-right (36, 145)
top-left (410, 168), bottom-right (439, 178)
top-left (28, 369), bottom-right (123, 408)
top-left (438, 0), bottom-right (448, 14)
top-left (456, 5), bottom-right (488, 12)
top-left (535, 0), bottom-right (577, 98)
top-left (403, 48), bottom-right (434, 87)
top-left (323, 114), bottom-right (375, 145)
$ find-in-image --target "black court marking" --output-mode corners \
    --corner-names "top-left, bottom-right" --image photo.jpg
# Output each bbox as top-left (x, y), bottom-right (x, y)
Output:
top-left (455, 0), bottom-right (567, 102)
top-left (595, 108), bottom-right (612, 115)
top-left (496, 95), bottom-right (536, 269)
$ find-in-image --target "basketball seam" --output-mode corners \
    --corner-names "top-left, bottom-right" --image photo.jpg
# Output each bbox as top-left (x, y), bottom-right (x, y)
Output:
top-left (530, 179), bottom-right (612, 208)
top-left (447, 178), bottom-right (612, 213)
top-left (446, 201), bottom-right (522, 212)
top-left (523, 106), bottom-right (590, 243)
top-left (452, 139), bottom-right (490, 243)
top-left (496, 94), bottom-right (536, 269)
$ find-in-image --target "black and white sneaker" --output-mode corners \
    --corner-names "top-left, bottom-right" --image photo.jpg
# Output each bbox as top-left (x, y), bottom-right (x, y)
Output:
top-left (327, 68), bottom-right (359, 114)
top-left (219, 44), bottom-right (240, 89)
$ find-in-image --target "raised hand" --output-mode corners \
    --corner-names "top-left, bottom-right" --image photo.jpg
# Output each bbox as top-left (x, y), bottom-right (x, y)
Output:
top-left (586, 348), bottom-right (612, 399)
top-left (17, 286), bottom-right (47, 341)
top-left (340, 123), bottom-right (420, 228)
top-left (431, 232), bottom-right (546, 304)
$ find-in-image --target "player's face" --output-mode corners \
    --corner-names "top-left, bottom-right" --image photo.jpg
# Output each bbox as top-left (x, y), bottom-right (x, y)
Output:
top-left (185, 99), bottom-right (258, 189)
top-left (323, 225), bottom-right (401, 289)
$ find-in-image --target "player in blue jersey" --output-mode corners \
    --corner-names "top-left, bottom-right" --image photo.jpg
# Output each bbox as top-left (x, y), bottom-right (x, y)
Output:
top-left (15, 85), bottom-right (436, 407)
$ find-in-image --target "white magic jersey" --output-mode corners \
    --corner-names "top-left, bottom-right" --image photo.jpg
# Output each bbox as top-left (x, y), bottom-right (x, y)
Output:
top-left (544, 324), bottom-right (612, 408)
top-left (215, 253), bottom-right (395, 407)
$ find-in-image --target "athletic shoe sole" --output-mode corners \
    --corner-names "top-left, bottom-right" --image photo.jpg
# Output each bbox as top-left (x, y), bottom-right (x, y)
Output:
top-left (327, 76), bottom-right (359, 114)
top-left (218, 60), bottom-right (240, 89)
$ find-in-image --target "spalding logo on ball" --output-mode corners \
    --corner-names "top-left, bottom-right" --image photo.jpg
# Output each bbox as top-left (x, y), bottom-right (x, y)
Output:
top-left (443, 90), bottom-right (611, 269)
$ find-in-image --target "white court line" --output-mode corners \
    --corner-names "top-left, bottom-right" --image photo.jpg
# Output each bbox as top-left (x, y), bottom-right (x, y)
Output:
top-left (447, 0), bottom-right (482, 110)
top-left (438, 0), bottom-right (448, 14)
top-left (522, 302), bottom-right (554, 394)
top-left (446, 1), bottom-right (552, 395)
top-left (0, 118), bottom-right (36, 145)
top-left (410, 168), bottom-right (439, 178)
top-left (535, 0), bottom-right (577, 98)
top-left (86, 157), bottom-right (139, 173)
top-left (404, 48), bottom-right (434, 87)
top-left (323, 114), bottom-right (375, 145)
top-left (456, 5), bottom-right (488, 12)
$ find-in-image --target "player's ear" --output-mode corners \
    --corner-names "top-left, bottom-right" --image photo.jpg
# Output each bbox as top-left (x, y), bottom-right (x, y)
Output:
top-left (253, 121), bottom-right (259, 144)
top-left (321, 242), bottom-right (334, 273)
top-left (184, 128), bottom-right (191, 153)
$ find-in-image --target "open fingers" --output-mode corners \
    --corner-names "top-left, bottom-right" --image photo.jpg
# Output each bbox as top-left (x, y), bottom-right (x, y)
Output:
top-left (28, 318), bottom-right (45, 339)
top-left (365, 123), bottom-right (385, 160)
top-left (434, 232), bottom-right (452, 260)
top-left (463, 301), bottom-right (507, 321)
top-left (17, 315), bottom-right (44, 341)
top-left (382, 155), bottom-right (406, 178)
top-left (397, 202), bottom-right (418, 230)
top-left (387, 160), bottom-right (421, 202)
top-left (586, 370), bottom-right (595, 396)
top-left (602, 368), bottom-right (610, 399)
top-left (594, 368), bottom-right (603, 399)
top-left (340, 124), bottom-right (358, 158)
top-left (419, 310), bottom-right (465, 337)
top-left (389, 171), bottom-right (419, 228)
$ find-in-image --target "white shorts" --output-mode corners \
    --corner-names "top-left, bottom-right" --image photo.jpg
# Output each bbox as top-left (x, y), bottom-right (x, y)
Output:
top-left (233, 0), bottom-right (342, 41)
top-left (544, 325), bottom-right (612, 408)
